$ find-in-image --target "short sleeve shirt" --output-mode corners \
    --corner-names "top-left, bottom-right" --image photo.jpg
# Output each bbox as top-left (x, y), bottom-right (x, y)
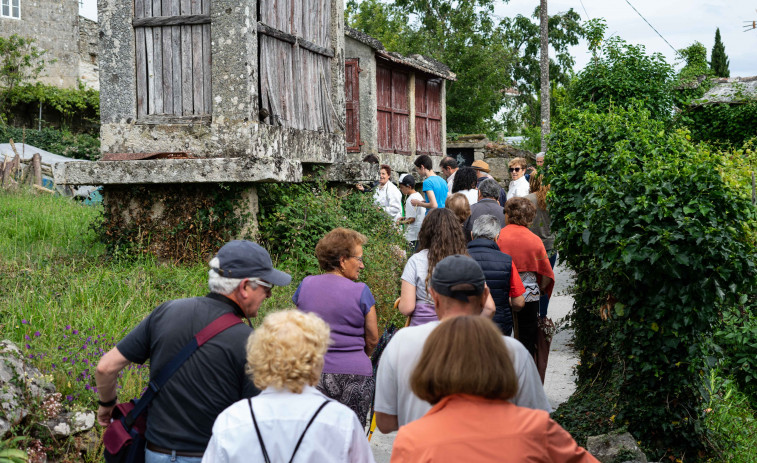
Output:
top-left (401, 250), bottom-right (432, 305)
top-left (404, 192), bottom-right (425, 242)
top-left (117, 294), bottom-right (258, 452)
top-left (293, 274), bottom-right (376, 376)
top-left (422, 176), bottom-right (449, 208)
top-left (374, 321), bottom-right (552, 427)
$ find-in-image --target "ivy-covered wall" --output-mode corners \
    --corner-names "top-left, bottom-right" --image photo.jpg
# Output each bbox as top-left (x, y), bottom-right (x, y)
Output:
top-left (99, 184), bottom-right (258, 262)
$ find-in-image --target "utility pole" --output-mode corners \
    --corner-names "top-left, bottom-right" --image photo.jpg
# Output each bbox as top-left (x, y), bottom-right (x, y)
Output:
top-left (539, 0), bottom-right (550, 153)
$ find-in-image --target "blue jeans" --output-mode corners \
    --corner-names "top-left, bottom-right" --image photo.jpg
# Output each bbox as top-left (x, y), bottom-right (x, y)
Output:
top-left (146, 449), bottom-right (203, 463)
top-left (539, 251), bottom-right (558, 317)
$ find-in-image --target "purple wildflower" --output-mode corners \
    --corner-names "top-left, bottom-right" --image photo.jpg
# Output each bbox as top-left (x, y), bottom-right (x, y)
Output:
top-left (24, 335), bottom-right (30, 341)
top-left (65, 325), bottom-right (71, 330)
top-left (73, 329), bottom-right (79, 335)
top-left (21, 319), bottom-right (28, 324)
top-left (66, 395), bottom-right (73, 401)
top-left (25, 343), bottom-right (31, 349)
top-left (34, 331), bottom-right (41, 337)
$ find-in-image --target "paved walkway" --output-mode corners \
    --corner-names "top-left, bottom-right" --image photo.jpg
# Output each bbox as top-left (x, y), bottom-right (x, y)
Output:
top-left (369, 261), bottom-right (578, 462)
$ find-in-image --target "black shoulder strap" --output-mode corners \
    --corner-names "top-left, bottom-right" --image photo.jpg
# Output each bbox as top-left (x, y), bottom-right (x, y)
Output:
top-left (289, 400), bottom-right (330, 463)
top-left (247, 398), bottom-right (330, 463)
top-left (248, 398), bottom-right (271, 463)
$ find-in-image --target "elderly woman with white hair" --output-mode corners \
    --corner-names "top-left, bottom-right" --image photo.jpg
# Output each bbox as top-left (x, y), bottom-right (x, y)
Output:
top-left (202, 310), bottom-right (375, 463)
top-left (466, 215), bottom-right (526, 336)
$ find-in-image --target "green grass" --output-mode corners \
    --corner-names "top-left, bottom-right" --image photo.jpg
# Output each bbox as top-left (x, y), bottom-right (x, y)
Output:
top-left (0, 187), bottom-right (404, 460)
top-left (704, 370), bottom-right (757, 463)
top-left (0, 188), bottom-right (297, 414)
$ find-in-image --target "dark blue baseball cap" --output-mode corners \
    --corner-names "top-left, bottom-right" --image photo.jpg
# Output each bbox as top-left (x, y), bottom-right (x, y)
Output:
top-left (212, 240), bottom-right (291, 286)
top-left (431, 255), bottom-right (486, 302)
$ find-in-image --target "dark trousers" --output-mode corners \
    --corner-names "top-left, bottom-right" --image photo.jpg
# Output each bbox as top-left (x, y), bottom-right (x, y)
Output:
top-left (515, 300), bottom-right (539, 357)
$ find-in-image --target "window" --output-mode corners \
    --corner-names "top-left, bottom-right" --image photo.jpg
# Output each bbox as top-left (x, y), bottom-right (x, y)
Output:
top-left (345, 58), bottom-right (361, 152)
top-left (376, 63), bottom-right (410, 154)
top-left (133, 0), bottom-right (211, 122)
top-left (257, 0), bottom-right (335, 132)
top-left (415, 75), bottom-right (442, 155)
top-left (1, 0), bottom-right (20, 19)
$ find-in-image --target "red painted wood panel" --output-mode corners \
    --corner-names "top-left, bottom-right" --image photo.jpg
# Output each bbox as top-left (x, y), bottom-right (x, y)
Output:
top-left (392, 71), bottom-right (409, 154)
top-left (377, 65), bottom-right (392, 151)
top-left (345, 58), bottom-right (360, 152)
top-left (415, 75), bottom-right (442, 155)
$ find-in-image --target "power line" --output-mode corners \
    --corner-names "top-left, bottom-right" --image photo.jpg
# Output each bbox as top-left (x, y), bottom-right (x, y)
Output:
top-left (578, 0), bottom-right (591, 20)
top-left (622, 0), bottom-right (681, 56)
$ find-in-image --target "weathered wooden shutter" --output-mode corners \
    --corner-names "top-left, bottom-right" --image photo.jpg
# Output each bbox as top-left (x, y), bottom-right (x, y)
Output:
top-left (377, 65), bottom-right (392, 152)
top-left (258, 0), bottom-right (334, 132)
top-left (345, 59), bottom-right (361, 152)
top-left (376, 63), bottom-right (409, 154)
top-left (415, 76), bottom-right (442, 155)
top-left (134, 0), bottom-right (211, 122)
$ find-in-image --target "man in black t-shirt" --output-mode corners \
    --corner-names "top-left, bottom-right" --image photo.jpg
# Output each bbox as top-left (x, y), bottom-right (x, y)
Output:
top-left (94, 240), bottom-right (291, 459)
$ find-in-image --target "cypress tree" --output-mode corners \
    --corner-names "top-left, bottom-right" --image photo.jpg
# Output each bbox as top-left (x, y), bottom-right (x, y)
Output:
top-left (710, 28), bottom-right (730, 78)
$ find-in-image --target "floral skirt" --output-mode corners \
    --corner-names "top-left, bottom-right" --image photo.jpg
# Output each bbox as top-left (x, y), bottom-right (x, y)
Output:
top-left (317, 373), bottom-right (375, 427)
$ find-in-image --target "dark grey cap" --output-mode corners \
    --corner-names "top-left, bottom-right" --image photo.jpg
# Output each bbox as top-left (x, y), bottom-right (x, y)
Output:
top-left (430, 255), bottom-right (486, 302)
top-left (399, 173), bottom-right (416, 187)
top-left (212, 240), bottom-right (291, 286)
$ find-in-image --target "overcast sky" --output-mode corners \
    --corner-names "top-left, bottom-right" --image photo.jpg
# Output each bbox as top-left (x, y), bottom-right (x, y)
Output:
top-left (78, 0), bottom-right (757, 77)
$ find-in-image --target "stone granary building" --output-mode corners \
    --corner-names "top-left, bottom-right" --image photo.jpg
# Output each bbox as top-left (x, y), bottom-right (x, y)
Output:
top-left (344, 27), bottom-right (456, 174)
top-left (0, 0), bottom-right (99, 90)
top-left (54, 0), bottom-right (456, 259)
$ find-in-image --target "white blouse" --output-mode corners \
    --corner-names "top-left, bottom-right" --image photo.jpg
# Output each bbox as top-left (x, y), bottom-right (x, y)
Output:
top-left (203, 386), bottom-right (375, 463)
top-left (373, 180), bottom-right (403, 221)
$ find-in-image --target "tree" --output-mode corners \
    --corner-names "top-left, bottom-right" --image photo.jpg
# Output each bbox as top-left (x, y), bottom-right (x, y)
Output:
top-left (710, 27), bottom-right (730, 78)
top-left (501, 7), bottom-right (585, 130)
top-left (347, 0), bottom-right (515, 136)
top-left (0, 35), bottom-right (47, 117)
top-left (568, 37), bottom-right (675, 123)
top-left (539, 0), bottom-right (549, 152)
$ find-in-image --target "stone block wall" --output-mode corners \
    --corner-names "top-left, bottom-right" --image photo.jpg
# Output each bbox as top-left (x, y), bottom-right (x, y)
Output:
top-left (0, 0), bottom-right (81, 88)
top-left (77, 16), bottom-right (99, 90)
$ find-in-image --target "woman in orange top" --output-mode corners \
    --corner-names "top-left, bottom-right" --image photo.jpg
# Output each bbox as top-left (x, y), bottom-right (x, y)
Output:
top-left (390, 316), bottom-right (597, 463)
top-left (497, 196), bottom-right (555, 358)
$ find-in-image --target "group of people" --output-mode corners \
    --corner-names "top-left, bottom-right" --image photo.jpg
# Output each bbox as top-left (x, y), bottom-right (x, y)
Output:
top-left (94, 151), bottom-right (597, 462)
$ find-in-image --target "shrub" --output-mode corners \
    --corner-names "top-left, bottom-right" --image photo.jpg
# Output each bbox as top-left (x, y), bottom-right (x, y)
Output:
top-left (569, 37), bottom-right (676, 123)
top-left (0, 125), bottom-right (100, 160)
top-left (547, 103), bottom-right (757, 458)
top-left (257, 179), bottom-right (408, 329)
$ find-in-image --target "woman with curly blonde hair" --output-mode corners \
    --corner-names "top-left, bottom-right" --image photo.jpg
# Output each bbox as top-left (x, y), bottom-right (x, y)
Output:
top-left (203, 310), bottom-right (374, 463)
top-left (398, 208), bottom-right (471, 326)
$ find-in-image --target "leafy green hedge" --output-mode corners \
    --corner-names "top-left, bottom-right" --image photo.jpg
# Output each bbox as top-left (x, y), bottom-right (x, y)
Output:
top-left (682, 102), bottom-right (757, 147)
top-left (0, 124), bottom-right (99, 160)
top-left (257, 180), bottom-right (408, 329)
top-left (547, 103), bottom-right (757, 458)
top-left (4, 82), bottom-right (100, 127)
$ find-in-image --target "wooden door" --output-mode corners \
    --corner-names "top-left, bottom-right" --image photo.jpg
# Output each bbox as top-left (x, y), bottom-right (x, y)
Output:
top-left (376, 63), bottom-right (409, 154)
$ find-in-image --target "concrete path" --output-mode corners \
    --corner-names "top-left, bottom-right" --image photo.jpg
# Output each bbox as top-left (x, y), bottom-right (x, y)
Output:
top-left (369, 260), bottom-right (578, 462)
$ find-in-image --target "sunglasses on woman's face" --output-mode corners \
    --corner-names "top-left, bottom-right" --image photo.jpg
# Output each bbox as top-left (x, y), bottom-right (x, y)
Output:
top-left (509, 168), bottom-right (522, 172)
